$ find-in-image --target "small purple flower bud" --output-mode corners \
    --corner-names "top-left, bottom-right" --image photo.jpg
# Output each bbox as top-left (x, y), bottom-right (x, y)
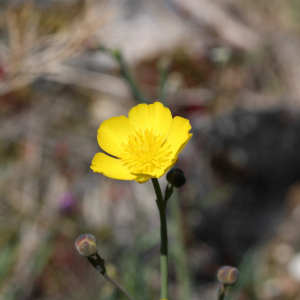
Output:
top-left (58, 192), bottom-right (76, 215)
top-left (217, 266), bottom-right (239, 286)
top-left (75, 234), bottom-right (98, 257)
top-left (166, 168), bottom-right (186, 188)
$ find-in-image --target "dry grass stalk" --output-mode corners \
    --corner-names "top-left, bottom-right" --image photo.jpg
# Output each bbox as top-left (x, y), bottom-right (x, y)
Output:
top-left (0, 0), bottom-right (113, 96)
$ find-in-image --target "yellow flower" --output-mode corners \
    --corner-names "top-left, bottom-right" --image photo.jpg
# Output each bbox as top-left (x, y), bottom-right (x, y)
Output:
top-left (91, 102), bottom-right (192, 183)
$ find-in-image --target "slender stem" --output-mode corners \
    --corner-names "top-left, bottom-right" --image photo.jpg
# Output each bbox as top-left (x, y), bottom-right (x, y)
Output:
top-left (164, 183), bottom-right (174, 209)
top-left (113, 50), bottom-right (150, 104)
top-left (87, 255), bottom-right (136, 300)
top-left (103, 273), bottom-right (136, 300)
top-left (151, 178), bottom-right (168, 299)
top-left (218, 284), bottom-right (227, 300)
top-left (158, 57), bottom-right (170, 106)
top-left (97, 46), bottom-right (150, 104)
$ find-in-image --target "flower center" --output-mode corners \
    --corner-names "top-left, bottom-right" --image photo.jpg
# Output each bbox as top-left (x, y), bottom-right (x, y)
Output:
top-left (120, 128), bottom-right (173, 175)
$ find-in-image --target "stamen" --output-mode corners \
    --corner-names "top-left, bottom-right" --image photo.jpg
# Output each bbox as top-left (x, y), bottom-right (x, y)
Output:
top-left (119, 128), bottom-right (173, 176)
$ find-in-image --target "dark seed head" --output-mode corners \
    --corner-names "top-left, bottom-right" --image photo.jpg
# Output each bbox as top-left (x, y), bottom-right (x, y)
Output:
top-left (166, 168), bottom-right (186, 188)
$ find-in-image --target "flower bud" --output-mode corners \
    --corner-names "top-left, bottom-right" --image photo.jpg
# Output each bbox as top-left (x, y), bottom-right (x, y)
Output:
top-left (75, 234), bottom-right (98, 257)
top-left (166, 168), bottom-right (186, 188)
top-left (217, 266), bottom-right (239, 286)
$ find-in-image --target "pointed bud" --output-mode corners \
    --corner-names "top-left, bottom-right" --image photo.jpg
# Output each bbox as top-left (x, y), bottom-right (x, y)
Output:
top-left (75, 234), bottom-right (98, 257)
top-left (166, 168), bottom-right (186, 188)
top-left (217, 266), bottom-right (239, 286)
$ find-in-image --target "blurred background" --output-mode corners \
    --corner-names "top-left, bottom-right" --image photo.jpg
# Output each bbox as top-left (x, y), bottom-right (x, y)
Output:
top-left (1, 0), bottom-right (300, 299)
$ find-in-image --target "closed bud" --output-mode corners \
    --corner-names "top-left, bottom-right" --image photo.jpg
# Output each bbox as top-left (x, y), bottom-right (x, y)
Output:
top-left (75, 234), bottom-right (98, 257)
top-left (166, 168), bottom-right (186, 188)
top-left (217, 266), bottom-right (239, 286)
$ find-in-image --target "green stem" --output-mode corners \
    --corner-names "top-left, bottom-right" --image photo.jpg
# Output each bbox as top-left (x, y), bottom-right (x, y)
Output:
top-left (96, 45), bottom-right (150, 104)
top-left (88, 254), bottom-right (136, 300)
top-left (113, 50), bottom-right (150, 104)
top-left (218, 284), bottom-right (227, 300)
top-left (158, 57), bottom-right (171, 106)
top-left (151, 178), bottom-right (168, 299)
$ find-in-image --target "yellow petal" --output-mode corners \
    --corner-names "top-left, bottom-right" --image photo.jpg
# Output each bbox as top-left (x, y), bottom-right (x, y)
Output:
top-left (167, 116), bottom-right (193, 156)
top-left (91, 152), bottom-right (136, 180)
top-left (157, 157), bottom-right (178, 177)
top-left (128, 102), bottom-right (172, 137)
top-left (150, 157), bottom-right (178, 178)
top-left (134, 174), bottom-right (151, 183)
top-left (131, 156), bottom-right (177, 179)
top-left (97, 116), bottom-right (135, 157)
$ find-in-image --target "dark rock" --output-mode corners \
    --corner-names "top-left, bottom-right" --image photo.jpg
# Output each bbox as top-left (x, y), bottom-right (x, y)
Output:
top-left (197, 109), bottom-right (300, 265)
